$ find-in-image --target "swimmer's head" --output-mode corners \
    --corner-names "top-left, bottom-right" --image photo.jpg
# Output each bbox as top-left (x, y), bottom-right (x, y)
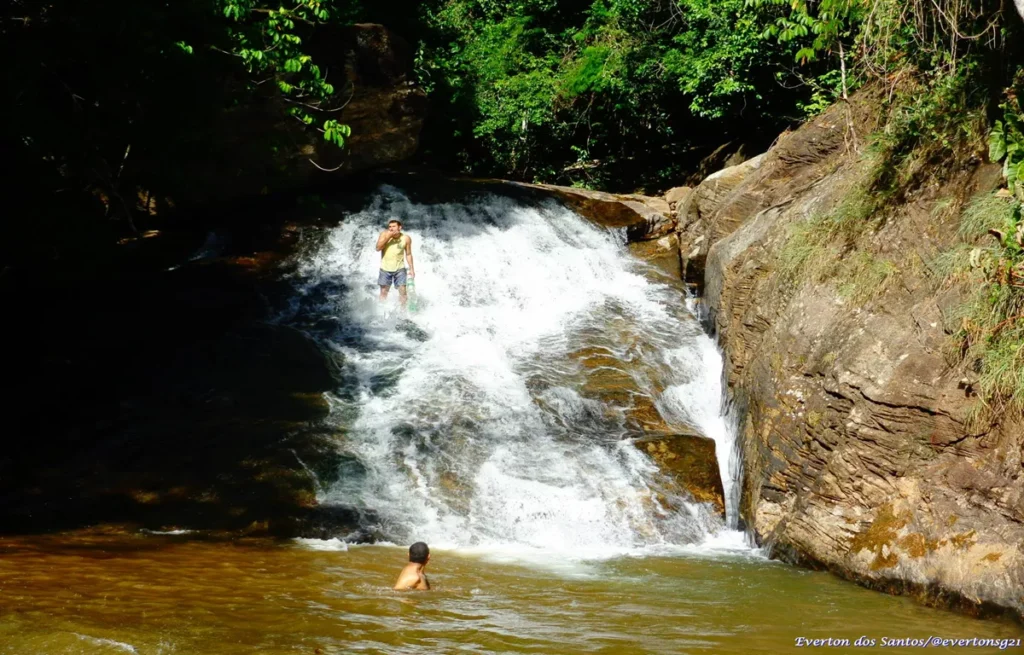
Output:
top-left (409, 542), bottom-right (429, 564)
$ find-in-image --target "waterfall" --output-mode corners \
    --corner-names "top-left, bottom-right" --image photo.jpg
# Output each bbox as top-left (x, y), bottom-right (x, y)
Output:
top-left (657, 339), bottom-right (743, 529)
top-left (283, 186), bottom-right (747, 556)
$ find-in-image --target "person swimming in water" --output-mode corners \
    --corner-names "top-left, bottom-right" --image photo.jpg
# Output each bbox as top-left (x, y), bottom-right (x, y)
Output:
top-left (393, 541), bottom-right (431, 591)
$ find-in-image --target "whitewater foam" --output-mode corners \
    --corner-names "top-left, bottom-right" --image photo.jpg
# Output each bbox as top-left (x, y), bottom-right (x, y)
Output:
top-left (295, 538), bottom-right (350, 552)
top-left (74, 634), bottom-right (138, 653)
top-left (283, 186), bottom-right (749, 556)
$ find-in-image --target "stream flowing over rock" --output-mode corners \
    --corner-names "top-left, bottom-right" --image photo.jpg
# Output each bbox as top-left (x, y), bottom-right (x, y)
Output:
top-left (279, 185), bottom-right (740, 549)
top-left (503, 182), bottom-right (677, 242)
top-left (675, 87), bottom-right (1024, 620)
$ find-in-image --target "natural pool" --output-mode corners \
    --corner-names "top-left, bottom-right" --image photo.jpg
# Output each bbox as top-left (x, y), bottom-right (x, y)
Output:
top-left (1, 531), bottom-right (1021, 655)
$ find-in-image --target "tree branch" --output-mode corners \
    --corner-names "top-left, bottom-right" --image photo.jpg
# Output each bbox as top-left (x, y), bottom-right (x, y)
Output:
top-left (308, 158), bottom-right (345, 172)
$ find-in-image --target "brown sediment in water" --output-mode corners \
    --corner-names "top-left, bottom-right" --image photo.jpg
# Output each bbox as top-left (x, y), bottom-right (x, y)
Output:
top-left (0, 531), bottom-right (1020, 654)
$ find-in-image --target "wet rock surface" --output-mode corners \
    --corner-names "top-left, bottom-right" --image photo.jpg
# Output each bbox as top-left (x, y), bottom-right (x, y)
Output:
top-left (628, 234), bottom-right (684, 288)
top-left (634, 434), bottom-right (725, 516)
top-left (567, 334), bottom-right (724, 515)
top-left (504, 182), bottom-right (676, 242)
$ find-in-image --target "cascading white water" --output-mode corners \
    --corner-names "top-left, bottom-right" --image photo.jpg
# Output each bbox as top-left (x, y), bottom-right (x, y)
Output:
top-left (285, 186), bottom-right (747, 557)
top-left (658, 342), bottom-right (743, 529)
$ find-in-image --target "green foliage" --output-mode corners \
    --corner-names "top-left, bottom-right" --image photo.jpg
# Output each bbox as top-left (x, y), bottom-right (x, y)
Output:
top-left (323, 120), bottom-right (352, 148)
top-left (959, 194), bottom-right (1016, 241)
top-left (750, 0), bottom-right (865, 63)
top-left (5, 0), bottom-right (1021, 274)
top-left (948, 85), bottom-right (1024, 421)
top-left (418, 0), bottom-right (808, 187)
top-left (989, 102), bottom-right (1024, 201)
top-left (821, 184), bottom-right (877, 241)
top-left (775, 173), bottom-right (894, 302)
top-left (2, 0), bottom-right (360, 268)
top-left (776, 220), bottom-right (824, 284)
top-left (795, 69), bottom-right (853, 116)
top-left (864, 67), bottom-right (989, 209)
top-left (954, 262), bottom-right (1024, 421)
top-left (983, 95), bottom-right (1024, 259)
top-left (661, 0), bottom-right (799, 119)
top-left (419, 0), bottom-right (1016, 187)
top-left (219, 0), bottom-right (355, 140)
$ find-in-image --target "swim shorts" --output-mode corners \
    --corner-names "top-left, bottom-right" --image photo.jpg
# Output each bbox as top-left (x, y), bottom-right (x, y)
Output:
top-left (378, 268), bottom-right (408, 288)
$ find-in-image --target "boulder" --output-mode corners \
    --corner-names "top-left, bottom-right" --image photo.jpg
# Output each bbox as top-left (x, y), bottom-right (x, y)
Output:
top-left (688, 154), bottom-right (765, 229)
top-left (683, 140), bottom-right (762, 186)
top-left (634, 433), bottom-right (725, 516)
top-left (674, 153), bottom-right (768, 296)
top-left (664, 186), bottom-right (693, 209)
top-left (628, 233), bottom-right (683, 285)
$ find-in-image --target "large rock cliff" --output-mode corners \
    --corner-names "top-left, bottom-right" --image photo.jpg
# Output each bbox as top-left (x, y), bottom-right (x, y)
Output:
top-left (677, 88), bottom-right (1024, 620)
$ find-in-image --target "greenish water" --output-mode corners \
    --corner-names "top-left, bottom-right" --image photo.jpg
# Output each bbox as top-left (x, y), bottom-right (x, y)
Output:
top-left (0, 532), bottom-right (1019, 654)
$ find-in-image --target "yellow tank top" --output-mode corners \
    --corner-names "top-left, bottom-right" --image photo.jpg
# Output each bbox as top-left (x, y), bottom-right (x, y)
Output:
top-left (380, 235), bottom-right (406, 272)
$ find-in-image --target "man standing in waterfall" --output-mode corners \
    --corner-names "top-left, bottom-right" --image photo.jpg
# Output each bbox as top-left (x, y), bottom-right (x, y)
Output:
top-left (376, 219), bottom-right (415, 307)
top-left (393, 542), bottom-right (431, 590)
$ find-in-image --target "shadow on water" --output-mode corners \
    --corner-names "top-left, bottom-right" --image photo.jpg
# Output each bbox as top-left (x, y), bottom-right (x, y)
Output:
top-left (282, 274), bottom-right (380, 359)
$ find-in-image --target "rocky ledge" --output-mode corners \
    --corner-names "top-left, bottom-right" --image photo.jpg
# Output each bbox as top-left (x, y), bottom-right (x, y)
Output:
top-left (504, 181), bottom-right (678, 241)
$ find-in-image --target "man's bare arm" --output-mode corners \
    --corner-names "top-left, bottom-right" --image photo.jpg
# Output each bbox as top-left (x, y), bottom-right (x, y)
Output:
top-left (404, 235), bottom-right (415, 277)
top-left (375, 230), bottom-right (392, 252)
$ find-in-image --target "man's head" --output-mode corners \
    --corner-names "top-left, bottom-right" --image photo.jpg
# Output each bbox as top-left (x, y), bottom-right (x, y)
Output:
top-left (409, 541), bottom-right (429, 564)
top-left (387, 219), bottom-right (402, 235)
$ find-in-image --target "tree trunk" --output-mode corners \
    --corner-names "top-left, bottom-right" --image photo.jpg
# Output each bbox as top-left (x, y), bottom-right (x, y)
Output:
top-left (1016, 0), bottom-right (1024, 21)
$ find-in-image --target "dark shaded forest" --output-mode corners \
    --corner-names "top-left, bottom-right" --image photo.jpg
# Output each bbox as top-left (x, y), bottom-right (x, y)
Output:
top-left (2, 0), bottom-right (1022, 272)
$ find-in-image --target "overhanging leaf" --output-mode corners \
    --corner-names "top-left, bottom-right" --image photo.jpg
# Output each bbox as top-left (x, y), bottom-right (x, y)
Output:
top-left (989, 121), bottom-right (1007, 162)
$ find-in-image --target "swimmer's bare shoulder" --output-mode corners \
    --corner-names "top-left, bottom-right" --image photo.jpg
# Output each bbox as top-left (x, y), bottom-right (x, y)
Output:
top-left (393, 563), bottom-right (430, 591)
top-left (394, 541), bottom-right (431, 591)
